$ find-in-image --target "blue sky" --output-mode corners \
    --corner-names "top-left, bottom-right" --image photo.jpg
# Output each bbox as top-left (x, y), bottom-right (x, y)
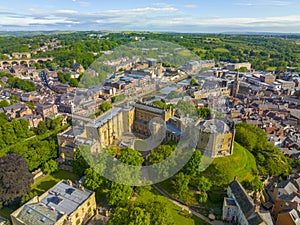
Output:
top-left (1, 0), bottom-right (300, 32)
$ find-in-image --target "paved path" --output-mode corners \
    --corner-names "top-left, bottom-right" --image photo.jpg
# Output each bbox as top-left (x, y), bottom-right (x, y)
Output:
top-left (153, 184), bottom-right (225, 225)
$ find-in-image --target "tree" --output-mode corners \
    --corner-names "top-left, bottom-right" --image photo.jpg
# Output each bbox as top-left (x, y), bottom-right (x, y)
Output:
top-left (174, 172), bottom-right (190, 197)
top-left (58, 71), bottom-right (71, 83)
top-left (83, 168), bottom-right (105, 191)
top-left (7, 77), bottom-right (36, 92)
top-left (238, 67), bottom-right (248, 72)
top-left (108, 182), bottom-right (134, 206)
top-left (117, 147), bottom-right (144, 166)
top-left (36, 121), bottom-right (48, 135)
top-left (101, 101), bottom-right (112, 112)
top-left (196, 108), bottom-right (211, 119)
top-left (43, 159), bottom-right (58, 174)
top-left (26, 101), bottom-right (34, 110)
top-left (128, 207), bottom-right (151, 225)
top-left (190, 78), bottom-right (198, 86)
top-left (196, 176), bottom-right (212, 203)
top-left (176, 100), bottom-right (197, 117)
top-left (69, 78), bottom-right (79, 87)
top-left (0, 100), bottom-right (9, 108)
top-left (144, 199), bottom-right (174, 225)
top-left (108, 207), bottom-right (129, 225)
top-left (147, 144), bottom-right (174, 164)
top-left (0, 154), bottom-right (33, 206)
top-left (182, 149), bottom-right (202, 177)
top-left (72, 148), bottom-right (90, 176)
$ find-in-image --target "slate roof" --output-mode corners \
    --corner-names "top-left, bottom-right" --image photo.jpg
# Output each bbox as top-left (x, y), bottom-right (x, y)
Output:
top-left (248, 212), bottom-right (264, 225)
top-left (277, 180), bottom-right (298, 195)
top-left (229, 179), bottom-right (254, 217)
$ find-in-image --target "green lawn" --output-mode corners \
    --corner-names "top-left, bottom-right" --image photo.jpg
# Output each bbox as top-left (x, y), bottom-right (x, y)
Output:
top-left (136, 188), bottom-right (209, 225)
top-left (204, 142), bottom-right (257, 187)
top-left (31, 170), bottom-right (80, 196)
top-left (158, 179), bottom-right (199, 205)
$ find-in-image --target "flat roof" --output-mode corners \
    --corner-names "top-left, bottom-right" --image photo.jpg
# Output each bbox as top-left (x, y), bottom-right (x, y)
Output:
top-left (88, 107), bottom-right (122, 128)
top-left (16, 180), bottom-right (93, 225)
top-left (41, 181), bottom-right (92, 216)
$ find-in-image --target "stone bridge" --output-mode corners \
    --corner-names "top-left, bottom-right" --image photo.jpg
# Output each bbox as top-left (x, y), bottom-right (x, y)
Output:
top-left (0, 57), bottom-right (54, 69)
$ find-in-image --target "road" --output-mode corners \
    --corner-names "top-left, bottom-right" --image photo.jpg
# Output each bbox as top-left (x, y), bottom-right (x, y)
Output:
top-left (152, 184), bottom-right (225, 225)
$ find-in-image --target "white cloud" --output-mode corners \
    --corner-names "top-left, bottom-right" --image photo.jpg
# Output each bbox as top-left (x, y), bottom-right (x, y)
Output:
top-left (1, 5), bottom-right (300, 32)
top-left (184, 4), bottom-right (198, 8)
top-left (78, 1), bottom-right (90, 7)
top-left (234, 0), bottom-right (292, 7)
top-left (55, 9), bottom-right (78, 14)
top-left (152, 2), bottom-right (173, 7)
top-left (0, 16), bottom-right (79, 26)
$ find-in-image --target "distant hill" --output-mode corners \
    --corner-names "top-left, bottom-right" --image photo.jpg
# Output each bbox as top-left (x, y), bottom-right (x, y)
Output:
top-left (0, 31), bottom-right (76, 37)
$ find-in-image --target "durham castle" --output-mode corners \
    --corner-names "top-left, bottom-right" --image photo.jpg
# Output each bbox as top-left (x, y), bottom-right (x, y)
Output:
top-left (58, 101), bottom-right (235, 163)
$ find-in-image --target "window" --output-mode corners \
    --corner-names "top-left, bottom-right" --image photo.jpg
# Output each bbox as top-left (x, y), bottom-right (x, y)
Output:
top-left (87, 201), bottom-right (90, 206)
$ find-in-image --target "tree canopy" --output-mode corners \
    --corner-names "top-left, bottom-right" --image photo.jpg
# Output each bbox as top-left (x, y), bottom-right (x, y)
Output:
top-left (0, 154), bottom-right (33, 206)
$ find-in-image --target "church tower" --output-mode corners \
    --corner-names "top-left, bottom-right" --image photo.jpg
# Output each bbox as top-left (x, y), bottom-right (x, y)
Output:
top-left (231, 72), bottom-right (240, 97)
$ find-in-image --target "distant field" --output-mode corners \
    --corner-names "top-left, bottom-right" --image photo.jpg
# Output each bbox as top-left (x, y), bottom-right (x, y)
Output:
top-left (193, 48), bottom-right (207, 53)
top-left (213, 48), bottom-right (230, 53)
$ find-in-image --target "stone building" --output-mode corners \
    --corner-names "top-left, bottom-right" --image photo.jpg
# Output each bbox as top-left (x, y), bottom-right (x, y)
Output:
top-left (57, 127), bottom-right (99, 163)
top-left (59, 102), bottom-right (235, 162)
top-left (86, 106), bottom-right (134, 148)
top-left (133, 103), bottom-right (174, 138)
top-left (223, 178), bottom-right (273, 225)
top-left (197, 119), bottom-right (235, 158)
top-left (226, 62), bottom-right (251, 71)
top-left (36, 104), bottom-right (58, 119)
top-left (11, 180), bottom-right (96, 225)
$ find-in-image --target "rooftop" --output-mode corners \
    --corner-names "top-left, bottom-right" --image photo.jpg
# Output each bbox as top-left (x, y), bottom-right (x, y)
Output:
top-left (15, 180), bottom-right (93, 225)
top-left (135, 103), bottom-right (165, 115)
top-left (88, 107), bottom-right (123, 128)
top-left (229, 179), bottom-right (254, 217)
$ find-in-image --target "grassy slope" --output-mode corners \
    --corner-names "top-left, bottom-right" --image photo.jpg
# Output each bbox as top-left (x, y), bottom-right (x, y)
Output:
top-left (136, 188), bottom-right (209, 225)
top-left (204, 142), bottom-right (257, 187)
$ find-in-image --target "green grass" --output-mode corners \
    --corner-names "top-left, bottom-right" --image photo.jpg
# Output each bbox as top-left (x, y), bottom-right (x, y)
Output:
top-left (204, 142), bottom-right (257, 187)
top-left (266, 67), bottom-right (277, 71)
top-left (31, 170), bottom-right (80, 195)
top-left (0, 207), bottom-right (13, 219)
top-left (213, 48), bottom-right (230, 53)
top-left (158, 179), bottom-right (199, 205)
top-left (136, 188), bottom-right (209, 225)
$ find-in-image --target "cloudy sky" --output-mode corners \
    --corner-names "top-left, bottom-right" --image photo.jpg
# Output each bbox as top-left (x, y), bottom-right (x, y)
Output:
top-left (1, 0), bottom-right (300, 33)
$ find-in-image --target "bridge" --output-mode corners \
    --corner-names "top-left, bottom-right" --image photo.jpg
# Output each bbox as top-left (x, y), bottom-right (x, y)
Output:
top-left (0, 57), bottom-right (54, 69)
